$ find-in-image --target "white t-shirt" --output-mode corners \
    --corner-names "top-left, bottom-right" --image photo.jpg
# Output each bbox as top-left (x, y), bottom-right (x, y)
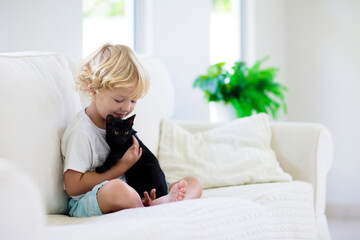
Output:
top-left (61, 109), bottom-right (125, 199)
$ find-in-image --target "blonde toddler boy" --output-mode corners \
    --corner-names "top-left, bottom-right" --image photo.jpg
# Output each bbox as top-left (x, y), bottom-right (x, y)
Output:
top-left (61, 44), bottom-right (202, 217)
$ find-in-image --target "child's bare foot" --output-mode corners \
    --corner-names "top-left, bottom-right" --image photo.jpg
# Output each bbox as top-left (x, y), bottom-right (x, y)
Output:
top-left (150, 180), bottom-right (187, 206)
top-left (169, 180), bottom-right (187, 201)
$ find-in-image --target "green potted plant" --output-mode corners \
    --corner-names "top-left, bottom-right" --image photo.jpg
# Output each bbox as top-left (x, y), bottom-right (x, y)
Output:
top-left (193, 57), bottom-right (288, 119)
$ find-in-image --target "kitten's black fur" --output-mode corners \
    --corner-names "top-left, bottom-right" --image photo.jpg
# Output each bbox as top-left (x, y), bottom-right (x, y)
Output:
top-left (95, 114), bottom-right (168, 198)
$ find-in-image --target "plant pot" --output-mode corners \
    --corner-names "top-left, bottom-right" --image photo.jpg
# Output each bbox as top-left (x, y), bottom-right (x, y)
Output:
top-left (209, 102), bottom-right (237, 122)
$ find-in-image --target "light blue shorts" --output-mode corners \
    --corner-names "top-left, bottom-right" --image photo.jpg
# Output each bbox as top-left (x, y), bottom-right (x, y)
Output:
top-left (68, 180), bottom-right (109, 218)
top-left (68, 179), bottom-right (170, 217)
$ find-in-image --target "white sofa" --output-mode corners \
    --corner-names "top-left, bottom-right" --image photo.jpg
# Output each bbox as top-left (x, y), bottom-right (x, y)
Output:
top-left (0, 52), bottom-right (332, 240)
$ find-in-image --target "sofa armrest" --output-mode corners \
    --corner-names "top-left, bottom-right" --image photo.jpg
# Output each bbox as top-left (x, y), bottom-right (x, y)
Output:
top-left (269, 122), bottom-right (333, 221)
top-left (174, 121), bottom-right (332, 194)
top-left (175, 120), bottom-right (332, 239)
top-left (0, 159), bottom-right (46, 240)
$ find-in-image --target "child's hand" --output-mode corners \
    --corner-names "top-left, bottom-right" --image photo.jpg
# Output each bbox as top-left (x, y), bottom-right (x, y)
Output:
top-left (118, 135), bottom-right (142, 169)
top-left (142, 189), bottom-right (156, 206)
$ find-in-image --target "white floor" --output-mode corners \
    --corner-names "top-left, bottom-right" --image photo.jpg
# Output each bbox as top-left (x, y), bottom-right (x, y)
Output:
top-left (328, 216), bottom-right (360, 240)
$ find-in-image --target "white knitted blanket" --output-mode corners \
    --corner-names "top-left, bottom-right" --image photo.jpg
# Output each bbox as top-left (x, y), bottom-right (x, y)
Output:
top-left (47, 181), bottom-right (317, 240)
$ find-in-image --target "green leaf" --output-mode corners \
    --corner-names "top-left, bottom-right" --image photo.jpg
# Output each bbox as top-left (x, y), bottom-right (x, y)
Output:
top-left (193, 56), bottom-right (288, 119)
top-left (207, 62), bottom-right (226, 78)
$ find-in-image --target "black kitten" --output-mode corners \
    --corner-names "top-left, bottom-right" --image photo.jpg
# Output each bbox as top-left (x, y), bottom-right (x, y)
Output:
top-left (95, 114), bottom-right (168, 198)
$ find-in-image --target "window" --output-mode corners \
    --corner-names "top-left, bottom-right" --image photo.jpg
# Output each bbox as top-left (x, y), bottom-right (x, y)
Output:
top-left (82, 0), bottom-right (134, 57)
top-left (210, 0), bottom-right (241, 64)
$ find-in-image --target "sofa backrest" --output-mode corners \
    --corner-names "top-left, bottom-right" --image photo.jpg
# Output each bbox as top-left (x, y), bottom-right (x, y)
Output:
top-left (125, 56), bottom-right (175, 154)
top-left (0, 52), bottom-right (174, 214)
top-left (0, 52), bottom-right (82, 214)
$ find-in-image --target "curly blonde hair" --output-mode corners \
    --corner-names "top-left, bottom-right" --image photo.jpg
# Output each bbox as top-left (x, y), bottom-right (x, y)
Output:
top-left (77, 43), bottom-right (150, 99)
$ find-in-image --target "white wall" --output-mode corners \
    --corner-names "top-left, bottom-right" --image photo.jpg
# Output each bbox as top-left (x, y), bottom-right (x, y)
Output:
top-left (254, 0), bottom-right (360, 216)
top-left (0, 0), bottom-right (82, 57)
top-left (135, 0), bottom-right (211, 121)
top-left (252, 0), bottom-right (289, 121)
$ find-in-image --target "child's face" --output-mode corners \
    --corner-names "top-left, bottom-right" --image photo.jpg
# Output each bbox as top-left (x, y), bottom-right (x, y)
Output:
top-left (93, 87), bottom-right (137, 121)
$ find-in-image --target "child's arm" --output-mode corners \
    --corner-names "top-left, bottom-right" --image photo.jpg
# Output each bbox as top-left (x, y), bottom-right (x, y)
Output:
top-left (64, 136), bottom-right (142, 196)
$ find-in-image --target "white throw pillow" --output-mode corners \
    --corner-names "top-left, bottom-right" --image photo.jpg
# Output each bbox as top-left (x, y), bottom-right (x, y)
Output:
top-left (158, 113), bottom-right (292, 189)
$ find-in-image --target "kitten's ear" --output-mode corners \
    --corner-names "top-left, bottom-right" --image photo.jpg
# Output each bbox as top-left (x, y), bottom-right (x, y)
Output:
top-left (127, 114), bottom-right (136, 127)
top-left (106, 115), bottom-right (116, 126)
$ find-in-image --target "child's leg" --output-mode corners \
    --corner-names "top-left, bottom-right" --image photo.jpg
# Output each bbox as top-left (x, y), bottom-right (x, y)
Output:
top-left (97, 179), bottom-right (144, 213)
top-left (96, 177), bottom-right (202, 212)
top-left (168, 176), bottom-right (202, 200)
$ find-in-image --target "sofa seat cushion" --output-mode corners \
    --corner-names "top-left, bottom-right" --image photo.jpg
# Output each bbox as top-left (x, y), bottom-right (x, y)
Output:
top-left (46, 181), bottom-right (316, 239)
